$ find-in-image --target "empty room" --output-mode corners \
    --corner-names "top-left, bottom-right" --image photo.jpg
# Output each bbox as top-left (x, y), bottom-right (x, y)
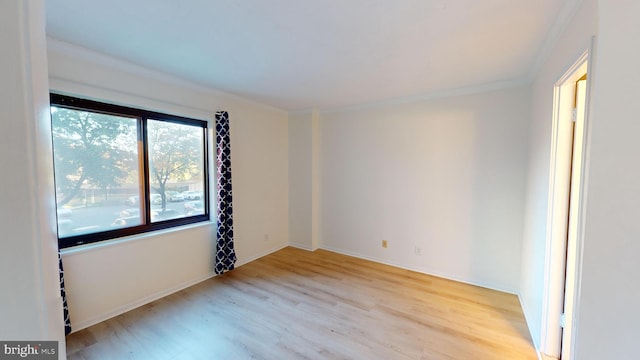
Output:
top-left (2, 0), bottom-right (640, 359)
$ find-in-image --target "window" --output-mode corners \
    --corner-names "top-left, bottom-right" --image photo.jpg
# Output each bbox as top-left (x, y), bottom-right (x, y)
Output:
top-left (50, 94), bottom-right (209, 248)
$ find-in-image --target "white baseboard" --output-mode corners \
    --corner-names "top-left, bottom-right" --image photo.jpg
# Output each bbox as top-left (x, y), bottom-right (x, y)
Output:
top-left (519, 294), bottom-right (544, 360)
top-left (70, 271), bottom-right (216, 333)
top-left (288, 242), bottom-right (317, 251)
top-left (319, 244), bottom-right (518, 295)
top-left (70, 243), bottom-right (289, 333)
top-left (318, 245), bottom-right (539, 356)
top-left (236, 243), bottom-right (289, 267)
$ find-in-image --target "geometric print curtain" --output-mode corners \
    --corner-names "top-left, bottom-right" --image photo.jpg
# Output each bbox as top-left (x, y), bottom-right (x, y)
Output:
top-left (214, 111), bottom-right (236, 274)
top-left (59, 252), bottom-right (71, 335)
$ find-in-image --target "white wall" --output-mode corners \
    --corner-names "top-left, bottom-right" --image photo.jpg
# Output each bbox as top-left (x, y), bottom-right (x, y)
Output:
top-left (0, 1), bottom-right (66, 355)
top-left (48, 40), bottom-right (290, 330)
top-left (574, 1), bottom-right (640, 358)
top-left (319, 87), bottom-right (530, 293)
top-left (519, 0), bottom-right (597, 350)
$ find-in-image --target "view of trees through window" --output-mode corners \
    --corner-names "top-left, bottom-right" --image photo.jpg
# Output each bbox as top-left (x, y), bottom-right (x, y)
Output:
top-left (50, 94), bottom-right (208, 247)
top-left (148, 119), bottom-right (205, 223)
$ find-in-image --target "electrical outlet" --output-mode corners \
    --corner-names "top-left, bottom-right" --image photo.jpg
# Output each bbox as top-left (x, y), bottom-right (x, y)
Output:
top-left (264, 233), bottom-right (269, 241)
top-left (414, 246), bottom-right (422, 256)
top-left (382, 240), bottom-right (388, 248)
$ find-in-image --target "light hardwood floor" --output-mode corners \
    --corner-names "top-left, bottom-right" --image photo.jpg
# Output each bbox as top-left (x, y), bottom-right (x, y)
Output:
top-left (65, 247), bottom-right (538, 359)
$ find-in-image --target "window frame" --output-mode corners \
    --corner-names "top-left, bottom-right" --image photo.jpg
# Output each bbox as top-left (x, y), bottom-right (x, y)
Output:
top-left (50, 93), bottom-right (210, 249)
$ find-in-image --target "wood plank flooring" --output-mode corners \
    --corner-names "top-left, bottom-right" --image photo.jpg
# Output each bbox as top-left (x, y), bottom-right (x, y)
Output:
top-left (65, 247), bottom-right (537, 359)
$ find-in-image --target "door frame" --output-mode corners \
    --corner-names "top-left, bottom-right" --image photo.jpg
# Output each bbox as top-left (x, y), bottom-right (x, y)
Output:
top-left (540, 39), bottom-right (595, 360)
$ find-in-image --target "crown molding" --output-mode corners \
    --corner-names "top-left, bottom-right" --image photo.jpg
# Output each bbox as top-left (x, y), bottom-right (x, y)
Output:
top-left (320, 77), bottom-right (530, 114)
top-left (46, 37), bottom-right (287, 114)
top-left (526, 0), bottom-right (586, 81)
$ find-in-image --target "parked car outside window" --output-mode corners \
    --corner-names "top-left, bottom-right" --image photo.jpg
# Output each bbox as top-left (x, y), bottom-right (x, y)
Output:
top-left (182, 191), bottom-right (202, 200)
top-left (166, 191), bottom-right (184, 202)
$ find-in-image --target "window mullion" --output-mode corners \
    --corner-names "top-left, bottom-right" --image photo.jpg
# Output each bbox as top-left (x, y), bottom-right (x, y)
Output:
top-left (141, 117), bottom-right (152, 225)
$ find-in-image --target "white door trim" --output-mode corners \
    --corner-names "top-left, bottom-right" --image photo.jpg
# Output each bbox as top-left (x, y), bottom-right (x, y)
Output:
top-left (540, 37), bottom-right (595, 360)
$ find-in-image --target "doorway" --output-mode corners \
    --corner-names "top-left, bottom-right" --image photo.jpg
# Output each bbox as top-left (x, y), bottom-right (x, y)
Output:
top-left (541, 51), bottom-right (591, 360)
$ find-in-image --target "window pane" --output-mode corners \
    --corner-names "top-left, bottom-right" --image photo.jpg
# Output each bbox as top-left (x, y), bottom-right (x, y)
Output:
top-left (50, 93), bottom-right (210, 248)
top-left (147, 119), bottom-right (205, 223)
top-left (51, 107), bottom-right (142, 237)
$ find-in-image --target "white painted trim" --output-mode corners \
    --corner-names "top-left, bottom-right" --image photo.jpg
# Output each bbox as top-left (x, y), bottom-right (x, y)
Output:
top-left (69, 270), bottom-right (217, 332)
top-left (289, 242), bottom-right (317, 252)
top-left (539, 59), bottom-right (579, 357)
top-left (67, 242), bottom-right (287, 332)
top-left (235, 243), bottom-right (290, 267)
top-left (294, 241), bottom-right (519, 294)
top-left (47, 37), bottom-right (287, 113)
top-left (527, 0), bottom-right (586, 81)
top-left (540, 46), bottom-right (592, 359)
top-left (562, 36), bottom-right (596, 360)
top-left (519, 294), bottom-right (544, 360)
top-left (47, 38), bottom-right (222, 97)
top-left (320, 245), bottom-right (517, 295)
top-left (320, 78), bottom-right (529, 114)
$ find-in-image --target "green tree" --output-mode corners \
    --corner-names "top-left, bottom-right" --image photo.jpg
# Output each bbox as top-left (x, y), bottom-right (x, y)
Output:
top-left (51, 108), bottom-right (135, 206)
top-left (147, 120), bottom-right (203, 210)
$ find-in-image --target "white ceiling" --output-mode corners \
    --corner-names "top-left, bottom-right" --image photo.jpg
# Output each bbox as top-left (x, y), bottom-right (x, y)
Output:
top-left (45, 0), bottom-right (569, 111)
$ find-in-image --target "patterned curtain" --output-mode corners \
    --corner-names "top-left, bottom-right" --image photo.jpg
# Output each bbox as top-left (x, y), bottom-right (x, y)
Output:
top-left (58, 252), bottom-right (71, 335)
top-left (214, 111), bottom-right (236, 274)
